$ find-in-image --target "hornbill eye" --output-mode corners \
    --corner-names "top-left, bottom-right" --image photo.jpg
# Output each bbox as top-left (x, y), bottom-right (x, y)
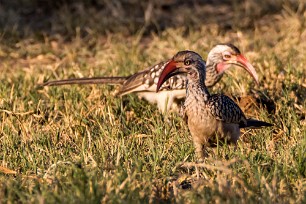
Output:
top-left (184, 59), bottom-right (192, 66)
top-left (223, 52), bottom-right (231, 60)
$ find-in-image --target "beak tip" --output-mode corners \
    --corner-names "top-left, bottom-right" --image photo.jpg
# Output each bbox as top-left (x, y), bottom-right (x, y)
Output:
top-left (156, 81), bottom-right (162, 92)
top-left (254, 74), bottom-right (259, 86)
top-left (254, 75), bottom-right (259, 85)
top-left (237, 54), bottom-right (260, 87)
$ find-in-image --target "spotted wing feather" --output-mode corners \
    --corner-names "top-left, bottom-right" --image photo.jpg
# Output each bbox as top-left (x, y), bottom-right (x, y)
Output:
top-left (206, 94), bottom-right (247, 125)
top-left (118, 60), bottom-right (187, 96)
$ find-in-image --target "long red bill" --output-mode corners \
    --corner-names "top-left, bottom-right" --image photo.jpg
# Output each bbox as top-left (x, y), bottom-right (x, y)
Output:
top-left (156, 60), bottom-right (177, 92)
top-left (236, 54), bottom-right (259, 85)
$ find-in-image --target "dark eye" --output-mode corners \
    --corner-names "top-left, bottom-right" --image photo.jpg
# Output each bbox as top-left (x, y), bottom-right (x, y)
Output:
top-left (223, 53), bottom-right (231, 59)
top-left (184, 59), bottom-right (192, 66)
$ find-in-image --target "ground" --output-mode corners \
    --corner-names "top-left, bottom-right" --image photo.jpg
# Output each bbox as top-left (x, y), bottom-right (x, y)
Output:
top-left (0, 0), bottom-right (305, 203)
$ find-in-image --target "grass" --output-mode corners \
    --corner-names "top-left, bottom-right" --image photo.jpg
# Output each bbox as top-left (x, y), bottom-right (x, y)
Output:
top-left (0, 1), bottom-right (305, 203)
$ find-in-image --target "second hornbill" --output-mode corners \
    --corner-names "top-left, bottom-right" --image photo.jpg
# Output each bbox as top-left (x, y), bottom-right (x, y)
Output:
top-left (156, 51), bottom-right (272, 160)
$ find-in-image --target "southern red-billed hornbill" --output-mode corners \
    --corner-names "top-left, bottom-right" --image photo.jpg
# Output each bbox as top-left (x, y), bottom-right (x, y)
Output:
top-left (40, 44), bottom-right (258, 112)
top-left (156, 50), bottom-right (272, 160)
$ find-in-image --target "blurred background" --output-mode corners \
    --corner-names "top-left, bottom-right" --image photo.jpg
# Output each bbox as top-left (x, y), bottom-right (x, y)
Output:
top-left (0, 0), bottom-right (303, 40)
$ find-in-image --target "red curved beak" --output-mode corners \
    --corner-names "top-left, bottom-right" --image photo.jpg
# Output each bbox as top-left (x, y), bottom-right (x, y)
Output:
top-left (235, 54), bottom-right (259, 85)
top-left (156, 60), bottom-right (178, 92)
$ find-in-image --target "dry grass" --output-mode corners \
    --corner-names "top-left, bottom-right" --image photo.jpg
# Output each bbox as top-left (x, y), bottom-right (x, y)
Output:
top-left (0, 1), bottom-right (305, 203)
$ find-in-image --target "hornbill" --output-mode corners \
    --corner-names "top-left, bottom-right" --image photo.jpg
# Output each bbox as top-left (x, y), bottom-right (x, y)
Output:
top-left (156, 50), bottom-right (272, 160)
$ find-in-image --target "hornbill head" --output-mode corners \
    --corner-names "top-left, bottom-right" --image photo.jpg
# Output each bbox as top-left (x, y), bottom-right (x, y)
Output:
top-left (207, 44), bottom-right (259, 85)
top-left (157, 50), bottom-right (206, 92)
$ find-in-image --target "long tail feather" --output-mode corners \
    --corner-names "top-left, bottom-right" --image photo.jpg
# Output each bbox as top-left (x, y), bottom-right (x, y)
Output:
top-left (240, 119), bottom-right (273, 129)
top-left (39, 76), bottom-right (129, 87)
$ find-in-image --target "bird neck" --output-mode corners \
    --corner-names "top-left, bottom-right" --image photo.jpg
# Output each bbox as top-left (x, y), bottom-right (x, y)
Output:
top-left (186, 70), bottom-right (210, 102)
top-left (205, 61), bottom-right (223, 87)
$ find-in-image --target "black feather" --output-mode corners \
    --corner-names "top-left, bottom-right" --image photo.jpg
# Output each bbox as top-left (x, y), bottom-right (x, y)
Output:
top-left (240, 119), bottom-right (273, 129)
